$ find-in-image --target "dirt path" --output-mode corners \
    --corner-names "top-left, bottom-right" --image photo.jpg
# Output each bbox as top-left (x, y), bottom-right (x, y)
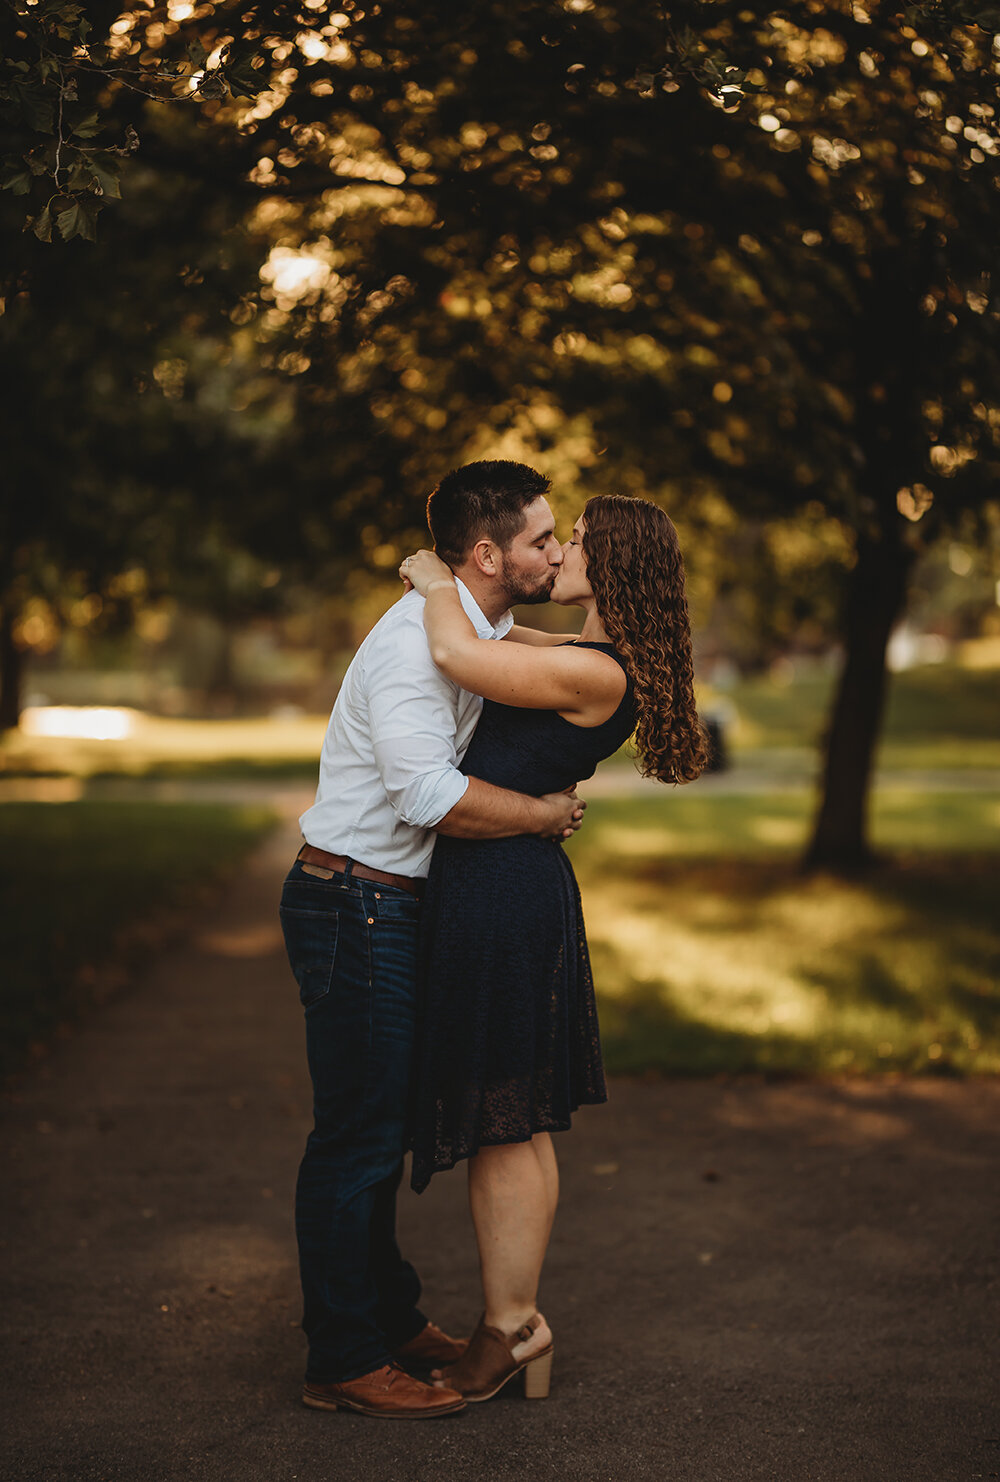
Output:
top-left (2, 804), bottom-right (998, 1482)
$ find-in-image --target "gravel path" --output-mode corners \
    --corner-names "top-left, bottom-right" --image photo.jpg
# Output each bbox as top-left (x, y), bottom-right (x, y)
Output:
top-left (2, 805), bottom-right (998, 1482)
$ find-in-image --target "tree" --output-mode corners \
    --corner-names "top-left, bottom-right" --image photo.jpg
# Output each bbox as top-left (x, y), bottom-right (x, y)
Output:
top-left (3, 3), bottom-right (998, 875)
top-left (0, 99), bottom-right (278, 727)
top-left (233, 0), bottom-right (999, 870)
top-left (1, 0), bottom-right (762, 245)
top-left (0, 0), bottom-right (270, 241)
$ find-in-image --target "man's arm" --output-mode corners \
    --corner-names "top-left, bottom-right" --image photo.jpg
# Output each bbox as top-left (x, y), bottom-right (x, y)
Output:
top-left (436, 778), bottom-right (584, 840)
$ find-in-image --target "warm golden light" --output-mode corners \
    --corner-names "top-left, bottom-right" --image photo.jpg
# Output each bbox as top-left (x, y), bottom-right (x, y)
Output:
top-left (22, 707), bottom-right (136, 741)
top-left (896, 484), bottom-right (934, 521)
top-left (260, 247), bottom-right (333, 302)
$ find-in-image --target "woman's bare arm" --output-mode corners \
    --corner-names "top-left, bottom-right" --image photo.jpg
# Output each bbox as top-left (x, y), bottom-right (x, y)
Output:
top-left (431, 591), bottom-right (621, 717)
top-left (410, 578), bottom-right (623, 721)
top-left (504, 625), bottom-right (578, 648)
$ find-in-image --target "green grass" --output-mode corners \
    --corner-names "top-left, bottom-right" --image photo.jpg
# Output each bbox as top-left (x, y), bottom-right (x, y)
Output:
top-left (707, 662), bottom-right (1000, 772)
top-left (3, 661), bottom-right (998, 782)
top-left (1, 662), bottom-right (997, 1082)
top-left (2, 791), bottom-right (996, 1084)
top-left (566, 792), bottom-right (1000, 1078)
top-left (577, 789), bottom-right (1000, 855)
top-left (0, 801), bottom-right (278, 1077)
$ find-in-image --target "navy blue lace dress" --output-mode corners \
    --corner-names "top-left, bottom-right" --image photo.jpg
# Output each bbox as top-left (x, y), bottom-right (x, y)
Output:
top-left (409, 642), bottom-right (635, 1193)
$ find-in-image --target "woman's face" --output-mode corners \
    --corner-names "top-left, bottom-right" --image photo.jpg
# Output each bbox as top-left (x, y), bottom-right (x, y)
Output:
top-left (551, 516), bottom-right (593, 606)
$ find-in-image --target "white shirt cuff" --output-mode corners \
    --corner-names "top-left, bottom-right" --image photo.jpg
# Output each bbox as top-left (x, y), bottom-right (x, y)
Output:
top-left (397, 768), bottom-right (470, 829)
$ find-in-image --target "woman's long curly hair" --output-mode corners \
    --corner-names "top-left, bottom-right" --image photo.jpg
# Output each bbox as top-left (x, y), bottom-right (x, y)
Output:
top-left (582, 494), bottom-right (708, 784)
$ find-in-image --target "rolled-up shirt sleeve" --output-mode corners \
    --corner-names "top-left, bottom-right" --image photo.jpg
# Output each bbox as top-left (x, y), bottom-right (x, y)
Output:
top-left (366, 622), bottom-right (472, 829)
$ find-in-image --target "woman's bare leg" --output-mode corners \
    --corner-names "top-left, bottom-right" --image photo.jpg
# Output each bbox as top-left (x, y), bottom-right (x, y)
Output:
top-left (465, 1133), bottom-right (557, 1356)
top-left (533, 1131), bottom-right (559, 1240)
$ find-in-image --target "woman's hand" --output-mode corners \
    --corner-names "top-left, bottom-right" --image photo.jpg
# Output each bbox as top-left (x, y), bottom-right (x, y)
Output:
top-left (399, 549), bottom-right (456, 597)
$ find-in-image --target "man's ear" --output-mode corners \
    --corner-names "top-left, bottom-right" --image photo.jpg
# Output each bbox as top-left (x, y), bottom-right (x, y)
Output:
top-left (470, 538), bottom-right (499, 577)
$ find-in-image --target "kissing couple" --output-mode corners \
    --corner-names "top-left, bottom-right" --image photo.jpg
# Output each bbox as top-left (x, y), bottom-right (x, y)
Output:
top-left (279, 459), bottom-right (705, 1417)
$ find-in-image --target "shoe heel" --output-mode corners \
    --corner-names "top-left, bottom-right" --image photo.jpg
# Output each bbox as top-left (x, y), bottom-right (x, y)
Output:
top-left (523, 1348), bottom-right (553, 1400)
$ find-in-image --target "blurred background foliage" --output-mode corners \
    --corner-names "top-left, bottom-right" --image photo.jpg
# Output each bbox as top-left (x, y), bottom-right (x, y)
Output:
top-left (2, 0), bottom-right (999, 872)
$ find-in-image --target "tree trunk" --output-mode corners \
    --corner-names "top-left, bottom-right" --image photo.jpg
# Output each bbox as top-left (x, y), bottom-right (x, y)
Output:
top-left (802, 519), bottom-right (914, 874)
top-left (0, 601), bottom-right (24, 732)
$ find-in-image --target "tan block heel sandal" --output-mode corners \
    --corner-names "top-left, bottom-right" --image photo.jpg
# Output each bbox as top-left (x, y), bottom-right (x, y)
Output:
top-left (437, 1313), bottom-right (554, 1402)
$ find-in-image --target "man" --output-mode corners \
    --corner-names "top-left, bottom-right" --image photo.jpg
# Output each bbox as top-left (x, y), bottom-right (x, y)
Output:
top-left (279, 460), bottom-right (582, 1419)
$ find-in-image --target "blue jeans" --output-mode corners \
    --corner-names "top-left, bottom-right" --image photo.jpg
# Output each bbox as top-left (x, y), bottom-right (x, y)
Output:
top-left (279, 858), bottom-right (427, 1382)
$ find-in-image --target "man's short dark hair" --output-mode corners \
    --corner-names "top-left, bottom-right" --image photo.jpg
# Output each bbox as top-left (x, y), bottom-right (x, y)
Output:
top-left (426, 460), bottom-right (551, 566)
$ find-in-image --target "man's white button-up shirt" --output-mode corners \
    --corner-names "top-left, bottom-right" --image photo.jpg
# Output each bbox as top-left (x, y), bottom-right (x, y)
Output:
top-left (299, 580), bottom-right (513, 879)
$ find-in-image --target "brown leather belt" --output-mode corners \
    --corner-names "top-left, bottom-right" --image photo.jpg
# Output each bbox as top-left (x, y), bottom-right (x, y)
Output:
top-left (297, 844), bottom-right (425, 899)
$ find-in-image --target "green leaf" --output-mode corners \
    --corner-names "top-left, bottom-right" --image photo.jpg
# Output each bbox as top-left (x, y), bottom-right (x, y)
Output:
top-left (43, 0), bottom-right (84, 22)
top-left (55, 193), bottom-right (101, 241)
top-left (0, 162), bottom-right (32, 194)
top-left (223, 40), bottom-right (269, 98)
top-left (9, 81), bottom-right (54, 133)
top-left (228, 73), bottom-right (269, 99)
top-left (29, 203), bottom-right (53, 241)
top-left (89, 156), bottom-right (122, 199)
top-left (67, 159), bottom-right (93, 190)
top-left (71, 111), bottom-right (101, 140)
top-left (226, 73), bottom-right (267, 99)
top-left (196, 72), bottom-right (227, 99)
top-left (54, 198), bottom-right (85, 240)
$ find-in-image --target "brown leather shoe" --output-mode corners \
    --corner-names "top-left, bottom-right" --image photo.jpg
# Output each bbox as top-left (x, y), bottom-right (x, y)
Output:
top-left (302, 1363), bottom-right (466, 1418)
top-left (394, 1321), bottom-right (469, 1367)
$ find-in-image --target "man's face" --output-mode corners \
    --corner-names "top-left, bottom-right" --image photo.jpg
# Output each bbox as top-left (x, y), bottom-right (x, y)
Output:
top-left (495, 496), bottom-right (564, 606)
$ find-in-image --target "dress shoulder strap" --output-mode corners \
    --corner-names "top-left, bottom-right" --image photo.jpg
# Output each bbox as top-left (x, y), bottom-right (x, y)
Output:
top-left (572, 641), bottom-right (631, 679)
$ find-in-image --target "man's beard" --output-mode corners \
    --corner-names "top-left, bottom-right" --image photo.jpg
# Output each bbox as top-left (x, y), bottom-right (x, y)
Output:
top-left (497, 565), bottom-right (556, 607)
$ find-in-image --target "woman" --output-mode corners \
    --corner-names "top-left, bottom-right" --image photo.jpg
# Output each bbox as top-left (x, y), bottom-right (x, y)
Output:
top-left (399, 493), bottom-right (707, 1403)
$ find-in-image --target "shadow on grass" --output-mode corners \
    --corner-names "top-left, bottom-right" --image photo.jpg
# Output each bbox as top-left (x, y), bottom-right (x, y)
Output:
top-left (596, 964), bottom-right (973, 1080)
top-left (89, 757), bottom-right (320, 782)
top-left (0, 748), bottom-right (319, 785)
top-left (801, 951), bottom-right (917, 1014)
top-left (585, 853), bottom-right (1000, 1077)
top-left (597, 975), bottom-right (817, 1078)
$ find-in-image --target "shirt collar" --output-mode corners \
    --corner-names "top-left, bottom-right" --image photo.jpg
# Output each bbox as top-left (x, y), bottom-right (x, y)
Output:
top-left (455, 578), bottom-right (513, 641)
